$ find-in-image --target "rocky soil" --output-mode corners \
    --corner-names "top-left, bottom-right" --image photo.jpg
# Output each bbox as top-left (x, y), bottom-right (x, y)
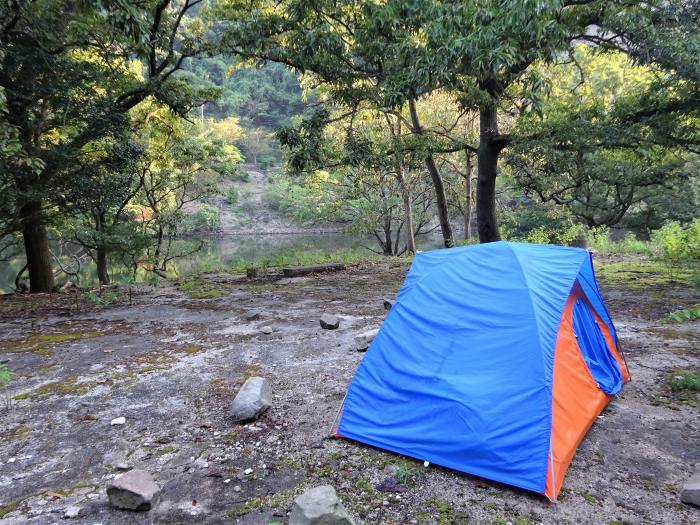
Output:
top-left (0, 258), bottom-right (698, 524)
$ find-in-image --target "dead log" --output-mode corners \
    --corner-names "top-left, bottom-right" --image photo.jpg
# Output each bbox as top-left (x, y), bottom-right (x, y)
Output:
top-left (282, 263), bottom-right (346, 277)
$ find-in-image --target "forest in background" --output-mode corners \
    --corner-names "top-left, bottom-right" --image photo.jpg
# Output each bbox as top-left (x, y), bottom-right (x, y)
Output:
top-left (1, 0), bottom-right (698, 294)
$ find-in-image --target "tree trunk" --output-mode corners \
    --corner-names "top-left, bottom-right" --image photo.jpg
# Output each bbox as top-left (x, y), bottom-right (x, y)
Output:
top-left (382, 215), bottom-right (393, 255)
top-left (96, 247), bottom-right (110, 285)
top-left (464, 150), bottom-right (474, 241)
top-left (408, 99), bottom-right (454, 248)
top-left (20, 200), bottom-right (55, 293)
top-left (395, 159), bottom-right (416, 254)
top-left (477, 106), bottom-right (503, 243)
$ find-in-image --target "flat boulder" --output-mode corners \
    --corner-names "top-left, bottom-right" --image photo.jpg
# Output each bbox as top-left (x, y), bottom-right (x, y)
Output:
top-left (354, 328), bottom-right (379, 352)
top-left (106, 469), bottom-right (160, 511)
top-left (681, 469), bottom-right (700, 507)
top-left (289, 485), bottom-right (354, 525)
top-left (320, 313), bottom-right (340, 330)
top-left (229, 377), bottom-right (272, 422)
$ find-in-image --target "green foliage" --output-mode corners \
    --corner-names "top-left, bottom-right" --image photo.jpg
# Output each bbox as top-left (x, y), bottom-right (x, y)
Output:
top-left (0, 363), bottom-right (11, 386)
top-left (664, 305), bottom-right (700, 323)
top-left (651, 219), bottom-right (700, 263)
top-left (510, 45), bottom-right (698, 228)
top-left (669, 371), bottom-right (700, 393)
top-left (82, 290), bottom-right (123, 306)
top-left (501, 205), bottom-right (581, 245)
top-left (588, 230), bottom-right (656, 256)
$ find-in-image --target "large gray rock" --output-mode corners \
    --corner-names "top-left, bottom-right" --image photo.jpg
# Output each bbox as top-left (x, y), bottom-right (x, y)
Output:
top-left (354, 328), bottom-right (379, 352)
top-left (106, 469), bottom-right (160, 511)
top-left (289, 485), bottom-right (354, 525)
top-left (320, 313), bottom-right (340, 330)
top-left (229, 376), bottom-right (272, 422)
top-left (681, 470), bottom-right (700, 507)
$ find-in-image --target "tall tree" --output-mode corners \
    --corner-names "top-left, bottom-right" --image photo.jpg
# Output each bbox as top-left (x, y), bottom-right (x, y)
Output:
top-left (0, 0), bottom-right (214, 292)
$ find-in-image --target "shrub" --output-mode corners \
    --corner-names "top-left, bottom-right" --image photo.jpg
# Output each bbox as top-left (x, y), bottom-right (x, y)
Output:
top-left (225, 186), bottom-right (239, 206)
top-left (588, 230), bottom-right (655, 255)
top-left (651, 218), bottom-right (700, 262)
top-left (181, 204), bottom-right (221, 233)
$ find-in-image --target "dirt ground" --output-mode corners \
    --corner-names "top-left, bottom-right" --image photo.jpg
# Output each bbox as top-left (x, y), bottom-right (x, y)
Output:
top-left (0, 257), bottom-right (698, 524)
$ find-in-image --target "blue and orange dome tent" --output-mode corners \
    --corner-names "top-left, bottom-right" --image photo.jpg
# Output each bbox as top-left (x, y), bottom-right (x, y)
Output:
top-left (332, 241), bottom-right (630, 501)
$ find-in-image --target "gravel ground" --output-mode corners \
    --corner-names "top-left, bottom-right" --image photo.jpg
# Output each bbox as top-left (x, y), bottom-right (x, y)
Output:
top-left (0, 258), bottom-right (698, 524)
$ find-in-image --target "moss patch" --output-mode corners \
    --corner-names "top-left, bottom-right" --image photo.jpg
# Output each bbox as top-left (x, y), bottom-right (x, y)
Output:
top-left (0, 500), bottom-right (19, 518)
top-left (13, 375), bottom-right (100, 400)
top-left (0, 331), bottom-right (102, 357)
top-left (177, 277), bottom-right (230, 299)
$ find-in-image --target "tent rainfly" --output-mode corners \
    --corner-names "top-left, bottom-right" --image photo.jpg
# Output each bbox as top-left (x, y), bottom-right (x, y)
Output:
top-left (332, 241), bottom-right (630, 501)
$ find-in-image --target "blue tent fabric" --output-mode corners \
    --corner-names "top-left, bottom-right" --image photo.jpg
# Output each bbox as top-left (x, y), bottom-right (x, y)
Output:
top-left (336, 241), bottom-right (617, 494)
top-left (572, 299), bottom-right (623, 395)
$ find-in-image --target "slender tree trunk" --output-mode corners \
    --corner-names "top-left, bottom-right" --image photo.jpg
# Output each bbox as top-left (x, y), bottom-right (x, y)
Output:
top-left (477, 106), bottom-right (504, 243)
top-left (20, 200), bottom-right (55, 293)
top-left (464, 150), bottom-right (474, 241)
top-left (96, 247), bottom-right (110, 285)
top-left (395, 160), bottom-right (416, 254)
top-left (385, 111), bottom-right (416, 254)
top-left (408, 99), bottom-right (454, 248)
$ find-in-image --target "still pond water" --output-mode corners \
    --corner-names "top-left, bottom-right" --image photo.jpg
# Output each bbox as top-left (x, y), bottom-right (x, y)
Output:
top-left (0, 233), bottom-right (444, 294)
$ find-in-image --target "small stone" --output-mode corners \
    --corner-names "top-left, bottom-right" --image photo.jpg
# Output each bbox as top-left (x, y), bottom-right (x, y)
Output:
top-left (233, 485), bottom-right (242, 492)
top-left (681, 470), bottom-right (700, 507)
top-left (63, 506), bottom-right (81, 519)
top-left (224, 479), bottom-right (231, 484)
top-left (107, 469), bottom-right (160, 511)
top-left (246, 311), bottom-right (263, 321)
top-left (320, 313), bottom-right (340, 330)
top-left (115, 463), bottom-right (131, 471)
top-left (289, 485), bottom-right (354, 525)
top-left (260, 326), bottom-right (273, 335)
top-left (110, 417), bottom-right (126, 426)
top-left (244, 468), bottom-right (253, 475)
top-left (354, 329), bottom-right (379, 352)
top-left (383, 298), bottom-right (394, 311)
top-left (60, 281), bottom-right (78, 293)
top-left (229, 377), bottom-right (272, 422)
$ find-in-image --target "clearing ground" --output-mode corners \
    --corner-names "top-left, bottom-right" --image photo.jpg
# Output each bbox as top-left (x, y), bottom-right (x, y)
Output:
top-left (0, 256), bottom-right (698, 524)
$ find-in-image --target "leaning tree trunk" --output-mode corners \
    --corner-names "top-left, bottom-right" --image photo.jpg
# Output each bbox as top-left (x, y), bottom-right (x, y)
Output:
top-left (96, 247), bottom-right (110, 285)
top-left (477, 106), bottom-right (505, 243)
top-left (464, 150), bottom-right (474, 241)
top-left (20, 200), bottom-right (55, 293)
top-left (408, 99), bottom-right (454, 248)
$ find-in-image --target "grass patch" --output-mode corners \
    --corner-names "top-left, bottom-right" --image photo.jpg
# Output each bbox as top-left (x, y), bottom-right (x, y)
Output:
top-left (582, 491), bottom-right (599, 505)
top-left (594, 259), bottom-right (694, 288)
top-left (652, 369), bottom-right (699, 408)
top-left (229, 247), bottom-right (393, 275)
top-left (0, 500), bottom-right (19, 518)
top-left (178, 343), bottom-right (204, 354)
